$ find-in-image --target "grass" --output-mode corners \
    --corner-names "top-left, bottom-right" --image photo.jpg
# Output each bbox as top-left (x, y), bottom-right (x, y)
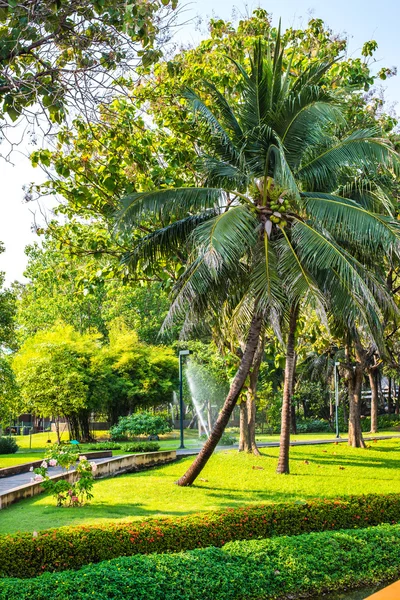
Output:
top-left (1, 428), bottom-right (398, 468)
top-left (1, 437), bottom-right (400, 535)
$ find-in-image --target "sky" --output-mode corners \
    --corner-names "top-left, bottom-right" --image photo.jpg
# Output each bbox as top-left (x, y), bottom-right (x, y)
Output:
top-left (1, 0), bottom-right (400, 284)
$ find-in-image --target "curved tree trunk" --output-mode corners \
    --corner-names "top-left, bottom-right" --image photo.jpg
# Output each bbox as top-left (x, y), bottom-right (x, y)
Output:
top-left (368, 369), bottom-right (378, 434)
top-left (176, 312), bottom-right (263, 486)
top-left (277, 302), bottom-right (299, 474)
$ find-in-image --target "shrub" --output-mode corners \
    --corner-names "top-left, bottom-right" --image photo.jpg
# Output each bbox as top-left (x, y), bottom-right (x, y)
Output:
top-left (296, 419), bottom-right (331, 433)
top-left (0, 436), bottom-right (18, 454)
top-left (110, 412), bottom-right (172, 440)
top-left (218, 432), bottom-right (236, 445)
top-left (1, 524), bottom-right (400, 599)
top-left (32, 445), bottom-right (96, 507)
top-left (86, 443), bottom-right (122, 450)
top-left (123, 442), bottom-right (160, 453)
top-left (1, 494), bottom-right (400, 578)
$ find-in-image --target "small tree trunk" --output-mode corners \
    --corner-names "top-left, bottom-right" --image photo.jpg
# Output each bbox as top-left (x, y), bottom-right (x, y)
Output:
top-left (238, 401), bottom-right (249, 452)
top-left (369, 369), bottom-right (378, 434)
top-left (388, 378), bottom-right (393, 414)
top-left (240, 335), bottom-right (265, 455)
top-left (176, 312), bottom-right (263, 486)
top-left (277, 303), bottom-right (299, 474)
top-left (348, 343), bottom-right (366, 448)
top-left (55, 416), bottom-right (61, 444)
top-left (396, 382), bottom-right (400, 415)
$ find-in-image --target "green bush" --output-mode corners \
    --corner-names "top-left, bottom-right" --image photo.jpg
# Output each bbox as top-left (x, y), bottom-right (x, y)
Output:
top-left (1, 524), bottom-right (400, 599)
top-left (0, 436), bottom-right (18, 454)
top-left (123, 442), bottom-right (160, 453)
top-left (1, 494), bottom-right (400, 578)
top-left (110, 412), bottom-right (172, 440)
top-left (337, 412), bottom-right (400, 433)
top-left (86, 442), bottom-right (122, 450)
top-left (296, 419), bottom-right (331, 433)
top-left (218, 432), bottom-right (236, 445)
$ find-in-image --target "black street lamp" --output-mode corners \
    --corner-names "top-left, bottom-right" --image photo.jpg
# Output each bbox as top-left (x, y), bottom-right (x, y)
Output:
top-left (178, 350), bottom-right (192, 449)
top-left (334, 361), bottom-right (341, 439)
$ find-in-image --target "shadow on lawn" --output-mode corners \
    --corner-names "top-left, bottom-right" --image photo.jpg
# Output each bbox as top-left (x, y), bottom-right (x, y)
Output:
top-left (258, 446), bottom-right (400, 472)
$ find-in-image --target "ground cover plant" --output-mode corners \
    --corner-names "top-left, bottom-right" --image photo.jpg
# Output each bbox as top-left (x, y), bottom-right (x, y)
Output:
top-left (0, 494), bottom-right (399, 578)
top-left (1, 524), bottom-right (400, 599)
top-left (1, 439), bottom-right (400, 534)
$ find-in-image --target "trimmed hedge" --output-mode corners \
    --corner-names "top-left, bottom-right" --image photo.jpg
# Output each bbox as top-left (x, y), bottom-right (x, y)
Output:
top-left (1, 494), bottom-right (400, 578)
top-left (1, 524), bottom-right (400, 599)
top-left (123, 441), bottom-right (160, 453)
top-left (86, 443), bottom-right (122, 451)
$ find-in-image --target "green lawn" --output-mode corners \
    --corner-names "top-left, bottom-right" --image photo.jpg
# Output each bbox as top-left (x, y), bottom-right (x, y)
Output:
top-left (1, 437), bottom-right (400, 535)
top-left (1, 429), bottom-right (399, 469)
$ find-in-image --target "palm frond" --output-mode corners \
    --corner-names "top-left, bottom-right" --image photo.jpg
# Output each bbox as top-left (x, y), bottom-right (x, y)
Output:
top-left (116, 187), bottom-right (224, 227)
top-left (297, 129), bottom-right (399, 190)
top-left (301, 192), bottom-right (400, 256)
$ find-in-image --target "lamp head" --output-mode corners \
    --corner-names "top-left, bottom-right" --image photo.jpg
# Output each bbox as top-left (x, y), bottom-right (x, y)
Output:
top-left (179, 349), bottom-right (192, 356)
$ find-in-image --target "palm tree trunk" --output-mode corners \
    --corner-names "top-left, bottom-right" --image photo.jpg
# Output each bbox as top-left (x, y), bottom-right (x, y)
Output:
top-left (176, 312), bottom-right (263, 486)
top-left (368, 369), bottom-right (378, 434)
top-left (277, 302), bottom-right (299, 474)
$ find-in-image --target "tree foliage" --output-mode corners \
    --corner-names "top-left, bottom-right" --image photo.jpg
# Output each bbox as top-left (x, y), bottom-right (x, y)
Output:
top-left (0, 0), bottom-right (176, 129)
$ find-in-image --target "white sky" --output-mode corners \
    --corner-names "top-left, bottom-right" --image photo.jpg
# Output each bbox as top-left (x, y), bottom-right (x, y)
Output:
top-left (1, 0), bottom-right (400, 284)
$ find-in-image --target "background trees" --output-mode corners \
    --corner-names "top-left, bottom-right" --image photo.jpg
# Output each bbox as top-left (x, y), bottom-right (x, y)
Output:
top-left (0, 0), bottom-right (177, 130)
top-left (12, 322), bottom-right (178, 440)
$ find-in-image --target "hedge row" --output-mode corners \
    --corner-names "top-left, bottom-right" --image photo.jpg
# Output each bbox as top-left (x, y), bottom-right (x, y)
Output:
top-left (1, 524), bottom-right (400, 599)
top-left (1, 494), bottom-right (400, 578)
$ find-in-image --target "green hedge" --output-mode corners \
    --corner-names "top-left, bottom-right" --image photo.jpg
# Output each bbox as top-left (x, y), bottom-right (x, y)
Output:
top-left (1, 494), bottom-right (400, 578)
top-left (123, 441), bottom-right (160, 452)
top-left (1, 524), bottom-right (400, 599)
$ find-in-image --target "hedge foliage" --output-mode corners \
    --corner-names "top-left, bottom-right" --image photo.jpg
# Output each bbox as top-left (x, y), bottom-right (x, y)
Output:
top-left (86, 442), bottom-right (160, 452)
top-left (1, 494), bottom-right (400, 578)
top-left (1, 524), bottom-right (400, 599)
top-left (123, 441), bottom-right (160, 452)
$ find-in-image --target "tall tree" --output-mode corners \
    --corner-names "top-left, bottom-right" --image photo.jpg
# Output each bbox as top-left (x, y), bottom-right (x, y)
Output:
top-left (116, 36), bottom-right (399, 484)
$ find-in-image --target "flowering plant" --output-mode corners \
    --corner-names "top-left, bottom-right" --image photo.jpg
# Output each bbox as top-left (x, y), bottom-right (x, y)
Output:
top-left (32, 444), bottom-right (96, 507)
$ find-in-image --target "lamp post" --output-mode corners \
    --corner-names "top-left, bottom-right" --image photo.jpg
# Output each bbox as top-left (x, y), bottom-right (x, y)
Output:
top-left (178, 350), bottom-right (192, 449)
top-left (334, 361), bottom-right (341, 439)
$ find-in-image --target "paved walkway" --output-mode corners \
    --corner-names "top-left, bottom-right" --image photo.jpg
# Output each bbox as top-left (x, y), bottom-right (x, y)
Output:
top-left (0, 456), bottom-right (114, 495)
top-left (2, 434), bottom-right (400, 495)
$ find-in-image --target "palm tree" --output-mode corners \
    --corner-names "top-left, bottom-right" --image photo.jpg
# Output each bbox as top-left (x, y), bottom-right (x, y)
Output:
top-left (116, 35), bottom-right (400, 484)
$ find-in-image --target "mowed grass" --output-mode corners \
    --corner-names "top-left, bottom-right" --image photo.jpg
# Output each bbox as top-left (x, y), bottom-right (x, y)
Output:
top-left (1, 429), bottom-right (398, 469)
top-left (1, 438), bottom-right (400, 535)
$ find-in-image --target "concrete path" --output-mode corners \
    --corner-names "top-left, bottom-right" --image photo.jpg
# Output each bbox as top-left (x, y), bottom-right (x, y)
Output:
top-left (0, 456), bottom-right (114, 495)
top-left (2, 434), bottom-right (400, 494)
